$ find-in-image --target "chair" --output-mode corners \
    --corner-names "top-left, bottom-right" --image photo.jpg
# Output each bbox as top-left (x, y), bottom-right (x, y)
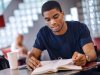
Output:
top-left (0, 55), bottom-right (9, 70)
top-left (2, 48), bottom-right (25, 66)
top-left (93, 38), bottom-right (100, 52)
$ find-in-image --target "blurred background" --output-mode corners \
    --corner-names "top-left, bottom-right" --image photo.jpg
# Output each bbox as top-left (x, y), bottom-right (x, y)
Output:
top-left (0, 0), bottom-right (100, 55)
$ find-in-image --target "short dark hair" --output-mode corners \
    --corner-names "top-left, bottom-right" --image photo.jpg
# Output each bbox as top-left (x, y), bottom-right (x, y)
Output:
top-left (41, 1), bottom-right (62, 16)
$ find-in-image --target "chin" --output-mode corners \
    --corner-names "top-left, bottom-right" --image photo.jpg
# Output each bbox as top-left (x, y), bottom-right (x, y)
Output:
top-left (52, 29), bottom-right (61, 32)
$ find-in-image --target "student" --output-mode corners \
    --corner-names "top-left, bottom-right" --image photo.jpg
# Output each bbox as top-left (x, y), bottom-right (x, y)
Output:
top-left (11, 34), bottom-right (28, 58)
top-left (26, 1), bottom-right (97, 70)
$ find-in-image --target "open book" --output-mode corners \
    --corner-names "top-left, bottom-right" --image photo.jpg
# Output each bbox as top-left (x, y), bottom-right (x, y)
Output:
top-left (31, 59), bottom-right (82, 75)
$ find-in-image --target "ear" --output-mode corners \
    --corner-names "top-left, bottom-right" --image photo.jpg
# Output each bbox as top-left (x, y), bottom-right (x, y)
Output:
top-left (61, 11), bottom-right (64, 16)
top-left (61, 11), bottom-right (64, 19)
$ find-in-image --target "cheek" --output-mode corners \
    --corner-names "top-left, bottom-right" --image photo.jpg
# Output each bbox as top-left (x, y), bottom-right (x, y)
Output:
top-left (56, 19), bottom-right (63, 26)
top-left (46, 24), bottom-right (52, 29)
top-left (59, 18), bottom-right (64, 25)
top-left (45, 22), bottom-right (52, 28)
top-left (45, 21), bottom-right (50, 26)
top-left (56, 16), bottom-right (64, 24)
top-left (59, 15), bottom-right (64, 22)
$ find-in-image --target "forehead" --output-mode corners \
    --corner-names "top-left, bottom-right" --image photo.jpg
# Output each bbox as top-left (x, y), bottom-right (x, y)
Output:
top-left (43, 9), bottom-right (61, 18)
top-left (17, 35), bottom-right (23, 38)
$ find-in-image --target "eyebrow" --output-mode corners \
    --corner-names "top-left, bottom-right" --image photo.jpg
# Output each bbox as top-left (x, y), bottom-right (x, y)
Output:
top-left (44, 17), bottom-right (49, 20)
top-left (44, 13), bottom-right (59, 20)
top-left (53, 13), bottom-right (59, 18)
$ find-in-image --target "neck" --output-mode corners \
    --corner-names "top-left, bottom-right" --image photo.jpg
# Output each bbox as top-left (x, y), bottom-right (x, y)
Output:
top-left (53, 22), bottom-right (67, 35)
top-left (16, 42), bottom-right (23, 46)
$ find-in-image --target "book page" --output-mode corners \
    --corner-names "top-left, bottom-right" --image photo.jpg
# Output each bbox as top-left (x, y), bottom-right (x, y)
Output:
top-left (31, 60), bottom-right (58, 75)
top-left (58, 64), bottom-right (82, 70)
top-left (53, 59), bottom-right (82, 71)
top-left (31, 64), bottom-right (57, 75)
top-left (31, 59), bottom-right (81, 75)
top-left (53, 59), bottom-right (73, 68)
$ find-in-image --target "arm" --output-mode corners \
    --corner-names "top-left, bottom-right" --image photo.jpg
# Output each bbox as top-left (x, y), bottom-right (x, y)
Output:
top-left (72, 43), bottom-right (97, 66)
top-left (83, 42), bottom-right (97, 62)
top-left (26, 48), bottom-right (42, 71)
top-left (28, 48), bottom-right (42, 59)
top-left (26, 29), bottom-right (46, 70)
top-left (72, 22), bottom-right (97, 66)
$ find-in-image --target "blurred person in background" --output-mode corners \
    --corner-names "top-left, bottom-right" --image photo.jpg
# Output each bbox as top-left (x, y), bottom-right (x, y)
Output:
top-left (11, 34), bottom-right (28, 59)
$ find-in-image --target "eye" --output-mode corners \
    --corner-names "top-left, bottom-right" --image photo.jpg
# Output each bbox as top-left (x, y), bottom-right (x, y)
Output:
top-left (53, 14), bottom-right (59, 19)
top-left (45, 18), bottom-right (50, 22)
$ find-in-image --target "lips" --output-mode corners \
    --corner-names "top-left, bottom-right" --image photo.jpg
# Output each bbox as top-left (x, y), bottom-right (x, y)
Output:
top-left (52, 26), bottom-right (59, 30)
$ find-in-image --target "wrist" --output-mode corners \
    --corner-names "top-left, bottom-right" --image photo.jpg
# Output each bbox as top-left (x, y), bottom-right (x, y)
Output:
top-left (86, 55), bottom-right (91, 62)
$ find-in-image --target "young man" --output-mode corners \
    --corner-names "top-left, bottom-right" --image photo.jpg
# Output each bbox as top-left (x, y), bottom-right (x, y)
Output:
top-left (26, 1), bottom-right (97, 70)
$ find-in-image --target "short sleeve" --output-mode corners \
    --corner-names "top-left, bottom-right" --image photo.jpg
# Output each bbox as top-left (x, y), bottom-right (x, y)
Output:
top-left (79, 23), bottom-right (92, 47)
top-left (33, 30), bottom-right (46, 51)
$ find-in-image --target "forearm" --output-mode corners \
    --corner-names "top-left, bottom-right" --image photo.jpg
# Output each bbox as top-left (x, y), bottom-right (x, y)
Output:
top-left (28, 48), bottom-right (42, 60)
top-left (83, 43), bottom-right (97, 62)
top-left (28, 51), bottom-right (38, 59)
top-left (85, 50), bottom-right (97, 62)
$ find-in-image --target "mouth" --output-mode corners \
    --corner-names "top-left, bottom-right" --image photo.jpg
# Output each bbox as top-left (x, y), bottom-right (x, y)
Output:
top-left (51, 26), bottom-right (59, 30)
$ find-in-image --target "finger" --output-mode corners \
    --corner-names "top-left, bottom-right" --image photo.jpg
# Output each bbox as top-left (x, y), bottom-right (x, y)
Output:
top-left (73, 54), bottom-right (86, 65)
top-left (37, 62), bottom-right (42, 67)
top-left (28, 61), bottom-right (36, 69)
top-left (30, 57), bottom-right (41, 68)
top-left (75, 59), bottom-right (86, 65)
top-left (75, 61), bottom-right (86, 66)
top-left (72, 52), bottom-right (78, 59)
top-left (72, 52), bottom-right (82, 61)
top-left (73, 54), bottom-right (82, 62)
top-left (27, 57), bottom-right (38, 69)
top-left (31, 57), bottom-right (38, 64)
top-left (35, 61), bottom-right (41, 68)
top-left (26, 65), bottom-right (33, 71)
top-left (77, 54), bottom-right (86, 62)
top-left (26, 57), bottom-right (36, 70)
top-left (36, 61), bottom-right (41, 67)
top-left (77, 53), bottom-right (83, 59)
top-left (29, 58), bottom-right (38, 67)
top-left (31, 57), bottom-right (41, 66)
top-left (74, 59), bottom-right (86, 66)
top-left (81, 55), bottom-right (86, 60)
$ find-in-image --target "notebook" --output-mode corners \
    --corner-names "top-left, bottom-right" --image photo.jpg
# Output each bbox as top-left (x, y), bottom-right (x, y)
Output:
top-left (31, 59), bottom-right (82, 75)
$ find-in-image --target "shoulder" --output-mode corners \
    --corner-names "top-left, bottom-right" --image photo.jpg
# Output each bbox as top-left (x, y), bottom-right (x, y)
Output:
top-left (39, 26), bottom-right (50, 32)
top-left (37, 26), bottom-right (51, 37)
top-left (38, 26), bottom-right (51, 36)
top-left (67, 21), bottom-right (88, 30)
top-left (67, 21), bottom-right (86, 27)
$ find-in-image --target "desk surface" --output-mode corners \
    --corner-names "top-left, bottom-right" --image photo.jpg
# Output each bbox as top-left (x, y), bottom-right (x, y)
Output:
top-left (0, 66), bottom-right (100, 75)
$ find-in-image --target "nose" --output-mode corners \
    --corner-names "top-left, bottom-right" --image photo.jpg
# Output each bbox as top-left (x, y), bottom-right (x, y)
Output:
top-left (51, 19), bottom-right (56, 26)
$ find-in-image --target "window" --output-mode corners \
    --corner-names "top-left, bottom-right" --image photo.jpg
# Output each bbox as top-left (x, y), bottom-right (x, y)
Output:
top-left (0, 0), bottom-right (48, 49)
top-left (82, 0), bottom-right (100, 37)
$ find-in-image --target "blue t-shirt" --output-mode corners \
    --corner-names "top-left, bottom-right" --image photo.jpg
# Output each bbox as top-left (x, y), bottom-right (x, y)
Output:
top-left (33, 21), bottom-right (92, 60)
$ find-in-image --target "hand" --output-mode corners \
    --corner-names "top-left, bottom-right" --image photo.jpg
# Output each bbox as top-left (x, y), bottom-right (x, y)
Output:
top-left (72, 52), bottom-right (87, 66)
top-left (26, 56), bottom-right (41, 71)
